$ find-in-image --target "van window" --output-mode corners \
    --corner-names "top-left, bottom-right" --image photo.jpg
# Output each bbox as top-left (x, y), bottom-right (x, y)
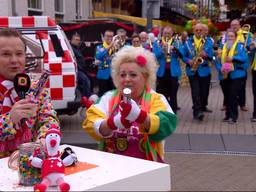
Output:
top-left (49, 34), bottom-right (64, 57)
top-left (60, 29), bottom-right (76, 60)
top-left (22, 33), bottom-right (44, 73)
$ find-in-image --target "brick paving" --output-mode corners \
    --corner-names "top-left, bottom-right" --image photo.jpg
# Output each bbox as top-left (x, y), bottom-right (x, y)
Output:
top-left (165, 152), bottom-right (256, 191)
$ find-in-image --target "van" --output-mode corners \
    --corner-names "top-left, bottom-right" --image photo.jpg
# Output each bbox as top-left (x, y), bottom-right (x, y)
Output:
top-left (0, 16), bottom-right (80, 115)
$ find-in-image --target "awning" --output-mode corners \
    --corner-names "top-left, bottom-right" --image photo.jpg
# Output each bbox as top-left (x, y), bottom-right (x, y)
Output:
top-left (93, 11), bottom-right (184, 32)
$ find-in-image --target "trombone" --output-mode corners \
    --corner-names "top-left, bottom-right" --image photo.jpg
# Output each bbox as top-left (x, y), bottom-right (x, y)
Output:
top-left (242, 24), bottom-right (251, 47)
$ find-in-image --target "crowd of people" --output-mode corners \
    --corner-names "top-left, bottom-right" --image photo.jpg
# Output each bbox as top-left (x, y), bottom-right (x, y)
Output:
top-left (81, 18), bottom-right (255, 161)
top-left (0, 17), bottom-right (256, 164)
top-left (74, 19), bottom-right (256, 124)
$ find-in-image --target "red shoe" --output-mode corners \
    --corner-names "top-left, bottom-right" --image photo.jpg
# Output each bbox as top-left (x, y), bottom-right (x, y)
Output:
top-left (59, 182), bottom-right (70, 192)
top-left (34, 183), bottom-right (47, 192)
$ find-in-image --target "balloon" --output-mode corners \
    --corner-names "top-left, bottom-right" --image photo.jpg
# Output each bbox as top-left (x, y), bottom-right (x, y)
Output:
top-left (151, 28), bottom-right (159, 37)
top-left (192, 19), bottom-right (197, 26)
top-left (185, 22), bottom-right (192, 31)
top-left (201, 18), bottom-right (208, 25)
top-left (208, 21), bottom-right (213, 27)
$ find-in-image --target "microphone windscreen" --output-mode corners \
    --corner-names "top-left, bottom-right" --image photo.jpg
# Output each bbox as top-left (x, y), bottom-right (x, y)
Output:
top-left (14, 73), bottom-right (31, 98)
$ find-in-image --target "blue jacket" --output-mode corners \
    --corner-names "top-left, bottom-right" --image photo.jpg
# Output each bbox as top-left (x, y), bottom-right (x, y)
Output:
top-left (153, 39), bottom-right (183, 78)
top-left (95, 44), bottom-right (112, 80)
top-left (215, 42), bottom-right (247, 80)
top-left (182, 36), bottom-right (213, 77)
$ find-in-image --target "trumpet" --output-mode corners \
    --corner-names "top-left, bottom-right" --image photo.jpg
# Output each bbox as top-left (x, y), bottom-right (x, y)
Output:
top-left (166, 34), bottom-right (180, 54)
top-left (172, 34), bottom-right (180, 51)
top-left (163, 36), bottom-right (172, 63)
top-left (112, 35), bottom-right (124, 53)
top-left (166, 37), bottom-right (172, 55)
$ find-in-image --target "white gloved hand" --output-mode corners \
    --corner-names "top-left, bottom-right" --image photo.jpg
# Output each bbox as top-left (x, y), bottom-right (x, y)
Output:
top-left (119, 99), bottom-right (147, 123)
top-left (107, 112), bottom-right (131, 130)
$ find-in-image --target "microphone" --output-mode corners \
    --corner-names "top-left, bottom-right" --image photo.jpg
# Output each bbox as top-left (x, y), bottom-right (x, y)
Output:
top-left (122, 88), bottom-right (131, 104)
top-left (13, 73), bottom-right (31, 127)
top-left (14, 73), bottom-right (31, 99)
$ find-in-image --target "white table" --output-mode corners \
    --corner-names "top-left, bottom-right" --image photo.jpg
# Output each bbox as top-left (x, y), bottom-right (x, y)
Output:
top-left (0, 145), bottom-right (171, 191)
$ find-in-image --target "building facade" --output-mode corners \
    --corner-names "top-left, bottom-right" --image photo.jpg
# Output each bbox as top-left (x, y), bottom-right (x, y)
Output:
top-left (0, 0), bottom-right (93, 23)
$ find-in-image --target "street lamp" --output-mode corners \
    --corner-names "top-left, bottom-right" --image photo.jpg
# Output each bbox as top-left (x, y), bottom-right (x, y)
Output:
top-left (144, 0), bottom-right (160, 31)
top-left (146, 2), bottom-right (153, 31)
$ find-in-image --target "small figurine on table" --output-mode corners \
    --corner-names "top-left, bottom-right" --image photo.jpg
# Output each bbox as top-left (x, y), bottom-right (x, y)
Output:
top-left (29, 126), bottom-right (77, 192)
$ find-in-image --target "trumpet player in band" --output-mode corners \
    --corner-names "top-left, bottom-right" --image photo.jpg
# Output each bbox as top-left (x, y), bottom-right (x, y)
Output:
top-left (95, 30), bottom-right (115, 96)
top-left (153, 26), bottom-right (183, 114)
top-left (83, 46), bottom-right (176, 162)
top-left (215, 28), bottom-right (248, 123)
top-left (116, 28), bottom-right (130, 48)
top-left (182, 23), bottom-right (214, 121)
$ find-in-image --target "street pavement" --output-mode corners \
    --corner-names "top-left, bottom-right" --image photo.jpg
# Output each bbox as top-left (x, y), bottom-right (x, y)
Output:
top-left (165, 152), bottom-right (256, 191)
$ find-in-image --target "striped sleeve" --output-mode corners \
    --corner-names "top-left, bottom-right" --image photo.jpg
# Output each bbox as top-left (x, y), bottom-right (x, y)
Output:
top-left (0, 112), bottom-right (16, 141)
top-left (145, 92), bottom-right (177, 141)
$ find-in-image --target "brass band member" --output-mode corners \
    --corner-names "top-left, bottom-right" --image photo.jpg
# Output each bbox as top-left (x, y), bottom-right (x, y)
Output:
top-left (95, 30), bottom-right (115, 96)
top-left (216, 29), bottom-right (248, 123)
top-left (131, 34), bottom-right (141, 48)
top-left (115, 28), bottom-right (129, 50)
top-left (230, 20), bottom-right (252, 50)
top-left (250, 38), bottom-right (256, 122)
top-left (153, 26), bottom-right (183, 113)
top-left (139, 31), bottom-right (151, 51)
top-left (230, 19), bottom-right (252, 111)
top-left (182, 23), bottom-right (214, 120)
